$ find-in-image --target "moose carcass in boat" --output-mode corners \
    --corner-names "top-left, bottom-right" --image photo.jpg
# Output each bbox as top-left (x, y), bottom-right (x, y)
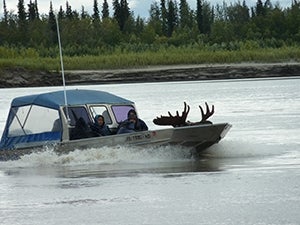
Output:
top-left (0, 89), bottom-right (231, 160)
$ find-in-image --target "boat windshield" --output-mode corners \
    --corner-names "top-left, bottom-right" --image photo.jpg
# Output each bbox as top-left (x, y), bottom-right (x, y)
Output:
top-left (111, 105), bottom-right (135, 123)
top-left (8, 105), bottom-right (60, 137)
top-left (89, 106), bottom-right (112, 124)
top-left (63, 106), bottom-right (91, 126)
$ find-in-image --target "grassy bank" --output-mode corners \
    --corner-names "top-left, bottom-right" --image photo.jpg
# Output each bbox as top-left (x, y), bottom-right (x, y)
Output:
top-left (0, 46), bottom-right (300, 72)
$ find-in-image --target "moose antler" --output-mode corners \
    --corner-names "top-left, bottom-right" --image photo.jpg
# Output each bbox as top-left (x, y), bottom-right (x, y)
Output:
top-left (153, 102), bottom-right (215, 127)
top-left (153, 102), bottom-right (190, 127)
top-left (199, 102), bottom-right (214, 123)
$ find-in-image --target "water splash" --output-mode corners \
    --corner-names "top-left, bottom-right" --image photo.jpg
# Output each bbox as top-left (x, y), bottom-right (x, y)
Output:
top-left (0, 145), bottom-right (194, 168)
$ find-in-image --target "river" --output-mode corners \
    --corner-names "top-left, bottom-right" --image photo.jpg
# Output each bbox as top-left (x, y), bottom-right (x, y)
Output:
top-left (0, 78), bottom-right (299, 225)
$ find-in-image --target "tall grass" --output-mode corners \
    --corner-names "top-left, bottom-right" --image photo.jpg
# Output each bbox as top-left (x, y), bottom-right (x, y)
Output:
top-left (0, 46), bottom-right (299, 72)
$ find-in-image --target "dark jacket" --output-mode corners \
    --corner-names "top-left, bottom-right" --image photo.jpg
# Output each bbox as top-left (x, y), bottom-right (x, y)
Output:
top-left (90, 115), bottom-right (111, 136)
top-left (117, 109), bottom-right (148, 134)
top-left (70, 117), bottom-right (98, 140)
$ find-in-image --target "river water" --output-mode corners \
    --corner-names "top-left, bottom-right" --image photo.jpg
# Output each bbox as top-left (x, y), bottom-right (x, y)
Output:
top-left (0, 78), bottom-right (299, 225)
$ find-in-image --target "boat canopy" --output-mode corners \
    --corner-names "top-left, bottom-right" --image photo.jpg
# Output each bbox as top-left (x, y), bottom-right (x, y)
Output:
top-left (0, 89), bottom-right (134, 150)
top-left (11, 89), bottom-right (133, 110)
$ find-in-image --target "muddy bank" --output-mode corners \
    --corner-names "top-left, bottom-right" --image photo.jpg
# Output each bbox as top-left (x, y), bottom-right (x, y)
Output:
top-left (0, 63), bottom-right (300, 88)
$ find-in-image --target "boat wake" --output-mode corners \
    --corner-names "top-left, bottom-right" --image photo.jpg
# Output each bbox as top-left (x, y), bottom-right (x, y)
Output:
top-left (0, 140), bottom-right (296, 175)
top-left (0, 145), bottom-right (194, 168)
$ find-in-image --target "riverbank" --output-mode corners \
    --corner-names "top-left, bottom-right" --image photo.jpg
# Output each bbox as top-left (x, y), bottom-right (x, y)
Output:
top-left (0, 62), bottom-right (300, 88)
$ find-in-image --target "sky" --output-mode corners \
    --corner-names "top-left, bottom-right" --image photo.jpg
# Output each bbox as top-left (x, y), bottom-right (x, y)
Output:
top-left (1, 0), bottom-right (293, 19)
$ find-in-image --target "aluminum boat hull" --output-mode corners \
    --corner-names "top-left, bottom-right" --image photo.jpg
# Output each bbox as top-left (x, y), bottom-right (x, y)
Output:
top-left (0, 123), bottom-right (231, 161)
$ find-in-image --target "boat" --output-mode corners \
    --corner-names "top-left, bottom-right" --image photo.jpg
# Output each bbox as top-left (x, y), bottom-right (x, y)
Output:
top-left (0, 89), bottom-right (231, 160)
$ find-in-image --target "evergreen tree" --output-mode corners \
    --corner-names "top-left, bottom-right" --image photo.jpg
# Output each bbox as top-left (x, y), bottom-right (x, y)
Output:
top-left (242, 0), bottom-right (250, 20)
top-left (17, 0), bottom-right (26, 23)
top-left (196, 0), bottom-right (204, 33)
top-left (113, 0), bottom-right (130, 31)
top-left (120, 0), bottom-right (130, 31)
top-left (148, 2), bottom-right (162, 36)
top-left (3, 0), bottom-right (8, 24)
top-left (34, 0), bottom-right (39, 20)
top-left (201, 1), bottom-right (213, 34)
top-left (48, 1), bottom-right (57, 44)
top-left (285, 0), bottom-right (300, 41)
top-left (179, 0), bottom-right (191, 28)
top-left (81, 6), bottom-right (88, 19)
top-left (113, 0), bottom-right (120, 19)
top-left (28, 0), bottom-right (36, 21)
top-left (58, 5), bottom-right (65, 20)
top-left (255, 0), bottom-right (265, 16)
top-left (264, 0), bottom-right (273, 11)
top-left (160, 0), bottom-right (168, 36)
top-left (92, 0), bottom-right (100, 22)
top-left (17, 0), bottom-right (27, 45)
top-left (167, 0), bottom-right (177, 37)
top-left (66, 1), bottom-right (73, 20)
top-left (102, 0), bottom-right (109, 19)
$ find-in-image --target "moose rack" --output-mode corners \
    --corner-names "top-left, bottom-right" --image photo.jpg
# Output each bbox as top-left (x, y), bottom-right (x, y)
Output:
top-left (153, 102), bottom-right (215, 127)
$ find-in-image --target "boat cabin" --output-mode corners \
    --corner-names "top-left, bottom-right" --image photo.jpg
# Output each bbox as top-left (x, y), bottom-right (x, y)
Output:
top-left (0, 89), bottom-right (136, 150)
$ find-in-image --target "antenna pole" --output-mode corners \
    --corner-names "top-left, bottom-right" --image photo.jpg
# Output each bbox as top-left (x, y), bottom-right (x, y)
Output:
top-left (55, 14), bottom-right (70, 123)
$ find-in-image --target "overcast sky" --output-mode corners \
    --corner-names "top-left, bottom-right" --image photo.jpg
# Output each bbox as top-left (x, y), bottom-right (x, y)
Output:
top-left (1, 0), bottom-right (293, 18)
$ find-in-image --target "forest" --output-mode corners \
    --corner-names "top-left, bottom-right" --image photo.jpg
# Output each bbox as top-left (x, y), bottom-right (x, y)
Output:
top-left (0, 0), bottom-right (300, 70)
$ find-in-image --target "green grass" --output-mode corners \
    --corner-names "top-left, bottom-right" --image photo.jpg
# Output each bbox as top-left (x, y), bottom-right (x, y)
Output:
top-left (0, 46), bottom-right (300, 72)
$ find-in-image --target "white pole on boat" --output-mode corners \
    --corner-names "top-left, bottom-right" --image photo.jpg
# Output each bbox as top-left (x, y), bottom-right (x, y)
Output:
top-left (55, 14), bottom-right (70, 123)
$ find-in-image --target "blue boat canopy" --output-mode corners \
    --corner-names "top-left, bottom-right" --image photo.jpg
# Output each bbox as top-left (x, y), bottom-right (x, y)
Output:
top-left (0, 89), bottom-right (135, 151)
top-left (11, 89), bottom-right (134, 110)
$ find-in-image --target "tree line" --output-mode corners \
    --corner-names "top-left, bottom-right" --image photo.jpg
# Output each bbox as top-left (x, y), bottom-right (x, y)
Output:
top-left (0, 0), bottom-right (300, 57)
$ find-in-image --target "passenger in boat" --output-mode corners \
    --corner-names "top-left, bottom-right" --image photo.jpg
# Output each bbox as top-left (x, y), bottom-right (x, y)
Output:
top-left (117, 109), bottom-right (148, 134)
top-left (70, 117), bottom-right (97, 140)
top-left (90, 115), bottom-right (111, 136)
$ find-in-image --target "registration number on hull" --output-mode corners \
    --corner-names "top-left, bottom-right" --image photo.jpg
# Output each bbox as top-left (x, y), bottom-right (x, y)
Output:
top-left (125, 132), bottom-right (153, 142)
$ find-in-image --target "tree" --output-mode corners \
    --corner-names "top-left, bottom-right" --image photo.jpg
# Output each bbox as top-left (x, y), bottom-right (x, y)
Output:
top-left (160, 0), bottom-right (168, 36)
top-left (210, 20), bottom-right (235, 43)
top-left (201, 1), bottom-right (213, 35)
top-left (102, 0), bottom-right (109, 19)
top-left (28, 0), bottom-right (36, 21)
top-left (148, 1), bottom-right (162, 35)
top-left (3, 0), bottom-right (8, 24)
top-left (283, 0), bottom-right (300, 42)
top-left (58, 5), bottom-right (65, 20)
top-left (34, 0), bottom-right (39, 20)
top-left (167, 0), bottom-right (177, 37)
top-left (196, 0), bottom-right (204, 33)
top-left (113, 0), bottom-right (131, 31)
top-left (48, 1), bottom-right (57, 44)
top-left (92, 0), bottom-right (100, 22)
top-left (179, 0), bottom-right (192, 28)
top-left (101, 18), bottom-right (122, 45)
top-left (227, 1), bottom-right (250, 39)
top-left (255, 0), bottom-right (265, 16)
top-left (120, 0), bottom-right (130, 31)
top-left (66, 1), bottom-right (73, 20)
top-left (17, 0), bottom-right (27, 45)
top-left (113, 0), bottom-right (120, 19)
top-left (81, 6), bottom-right (88, 19)
top-left (17, 0), bottom-right (26, 24)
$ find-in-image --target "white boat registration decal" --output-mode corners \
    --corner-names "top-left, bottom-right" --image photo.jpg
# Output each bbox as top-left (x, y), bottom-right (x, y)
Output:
top-left (126, 133), bottom-right (152, 142)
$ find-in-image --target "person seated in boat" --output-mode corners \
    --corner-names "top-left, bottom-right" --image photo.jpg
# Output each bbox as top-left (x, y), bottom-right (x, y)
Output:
top-left (70, 117), bottom-right (97, 140)
top-left (117, 109), bottom-right (148, 134)
top-left (90, 115), bottom-right (111, 136)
